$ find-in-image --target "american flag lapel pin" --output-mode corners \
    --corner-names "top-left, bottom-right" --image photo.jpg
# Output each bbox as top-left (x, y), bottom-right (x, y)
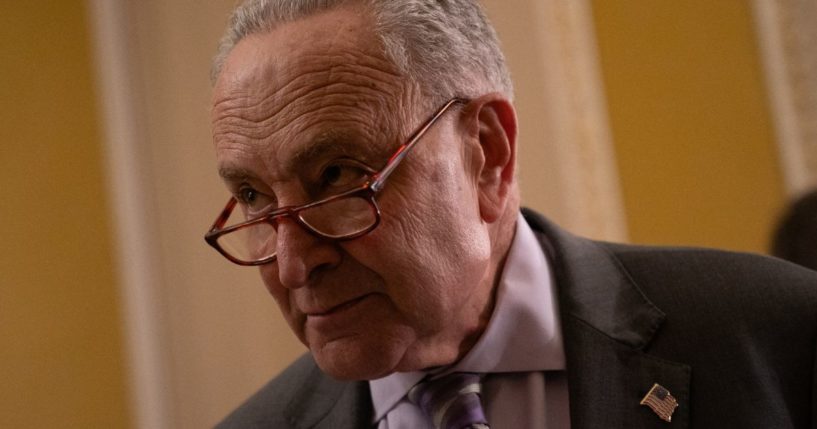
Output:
top-left (640, 383), bottom-right (679, 422)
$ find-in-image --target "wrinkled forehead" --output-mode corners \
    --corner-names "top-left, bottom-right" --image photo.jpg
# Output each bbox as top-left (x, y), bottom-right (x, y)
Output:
top-left (212, 8), bottom-right (412, 144)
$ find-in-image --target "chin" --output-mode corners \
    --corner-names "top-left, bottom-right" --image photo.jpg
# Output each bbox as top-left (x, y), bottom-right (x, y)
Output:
top-left (313, 349), bottom-right (398, 381)
top-left (309, 333), bottom-right (411, 381)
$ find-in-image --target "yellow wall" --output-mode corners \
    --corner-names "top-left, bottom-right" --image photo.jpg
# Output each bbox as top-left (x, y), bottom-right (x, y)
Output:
top-left (592, 0), bottom-right (785, 252)
top-left (0, 2), bottom-right (130, 428)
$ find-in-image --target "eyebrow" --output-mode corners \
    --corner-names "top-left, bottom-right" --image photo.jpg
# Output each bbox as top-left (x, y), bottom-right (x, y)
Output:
top-left (218, 164), bottom-right (257, 183)
top-left (284, 129), bottom-right (380, 173)
top-left (217, 129), bottom-right (383, 184)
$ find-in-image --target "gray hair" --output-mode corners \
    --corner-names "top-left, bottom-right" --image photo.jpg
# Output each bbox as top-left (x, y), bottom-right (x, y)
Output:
top-left (211, 0), bottom-right (513, 104)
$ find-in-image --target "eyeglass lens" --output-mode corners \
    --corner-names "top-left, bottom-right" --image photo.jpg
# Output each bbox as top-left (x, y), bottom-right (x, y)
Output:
top-left (217, 195), bottom-right (377, 262)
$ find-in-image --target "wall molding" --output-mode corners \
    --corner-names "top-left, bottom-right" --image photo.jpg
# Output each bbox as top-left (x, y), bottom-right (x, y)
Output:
top-left (752, 0), bottom-right (817, 196)
top-left (537, 0), bottom-right (628, 241)
top-left (484, 0), bottom-right (628, 241)
top-left (86, 1), bottom-right (172, 428)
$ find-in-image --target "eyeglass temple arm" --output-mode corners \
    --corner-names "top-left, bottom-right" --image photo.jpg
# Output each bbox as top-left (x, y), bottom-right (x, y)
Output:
top-left (207, 196), bottom-right (238, 234)
top-left (370, 98), bottom-right (466, 193)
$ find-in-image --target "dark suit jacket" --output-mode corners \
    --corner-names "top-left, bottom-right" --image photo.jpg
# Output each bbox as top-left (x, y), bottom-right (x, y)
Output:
top-left (217, 209), bottom-right (817, 428)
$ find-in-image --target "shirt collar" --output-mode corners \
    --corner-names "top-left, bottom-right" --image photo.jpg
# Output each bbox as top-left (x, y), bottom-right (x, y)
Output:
top-left (369, 213), bottom-right (565, 421)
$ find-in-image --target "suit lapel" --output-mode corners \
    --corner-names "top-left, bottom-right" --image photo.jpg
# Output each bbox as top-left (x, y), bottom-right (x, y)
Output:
top-left (524, 209), bottom-right (691, 428)
top-left (284, 369), bottom-right (374, 429)
top-left (562, 316), bottom-right (690, 428)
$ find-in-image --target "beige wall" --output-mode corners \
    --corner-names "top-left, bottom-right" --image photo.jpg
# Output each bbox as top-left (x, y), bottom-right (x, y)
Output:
top-left (483, 0), bottom-right (627, 241)
top-left (0, 2), bottom-right (129, 428)
top-left (592, 0), bottom-right (787, 253)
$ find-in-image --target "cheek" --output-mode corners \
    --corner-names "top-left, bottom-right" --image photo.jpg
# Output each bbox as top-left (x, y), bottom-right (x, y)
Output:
top-left (258, 265), bottom-right (307, 338)
top-left (352, 201), bottom-right (490, 307)
top-left (258, 265), bottom-right (282, 299)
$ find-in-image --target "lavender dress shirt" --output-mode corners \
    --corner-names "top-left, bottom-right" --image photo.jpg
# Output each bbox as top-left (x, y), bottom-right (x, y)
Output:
top-left (370, 214), bottom-right (570, 428)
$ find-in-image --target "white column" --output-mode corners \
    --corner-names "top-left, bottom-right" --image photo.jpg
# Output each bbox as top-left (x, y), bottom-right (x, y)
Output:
top-left (751, 0), bottom-right (817, 196)
top-left (86, 0), bottom-right (172, 428)
top-left (484, 0), bottom-right (628, 241)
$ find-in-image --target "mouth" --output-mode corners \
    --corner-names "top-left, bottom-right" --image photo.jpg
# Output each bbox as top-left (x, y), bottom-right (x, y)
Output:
top-left (306, 294), bottom-right (372, 317)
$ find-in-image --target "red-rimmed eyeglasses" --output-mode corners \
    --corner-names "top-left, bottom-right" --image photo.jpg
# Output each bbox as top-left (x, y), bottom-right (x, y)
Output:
top-left (204, 98), bottom-right (467, 266)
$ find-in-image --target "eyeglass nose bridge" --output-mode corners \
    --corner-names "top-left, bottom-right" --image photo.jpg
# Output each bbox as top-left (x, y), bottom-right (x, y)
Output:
top-left (266, 212), bottom-right (315, 260)
top-left (233, 212), bottom-right (313, 267)
top-left (255, 205), bottom-right (323, 250)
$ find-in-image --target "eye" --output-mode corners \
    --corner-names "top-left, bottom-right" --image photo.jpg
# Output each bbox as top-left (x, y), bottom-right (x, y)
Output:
top-left (319, 162), bottom-right (371, 190)
top-left (235, 185), bottom-right (275, 216)
top-left (237, 187), bottom-right (258, 205)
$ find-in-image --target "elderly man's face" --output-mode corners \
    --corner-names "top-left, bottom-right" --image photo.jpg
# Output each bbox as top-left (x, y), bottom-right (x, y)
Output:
top-left (211, 6), bottom-right (497, 380)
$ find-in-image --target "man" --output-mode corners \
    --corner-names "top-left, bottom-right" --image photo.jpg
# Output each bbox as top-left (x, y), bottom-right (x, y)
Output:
top-left (205, 1), bottom-right (817, 427)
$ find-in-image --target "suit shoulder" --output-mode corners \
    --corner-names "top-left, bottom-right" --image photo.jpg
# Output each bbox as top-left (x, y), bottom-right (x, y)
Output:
top-left (215, 353), bottom-right (325, 429)
top-left (601, 242), bottom-right (817, 313)
top-left (604, 242), bottom-right (816, 282)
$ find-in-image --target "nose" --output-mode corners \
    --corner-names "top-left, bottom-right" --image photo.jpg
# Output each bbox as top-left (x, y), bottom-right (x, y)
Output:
top-left (274, 216), bottom-right (341, 289)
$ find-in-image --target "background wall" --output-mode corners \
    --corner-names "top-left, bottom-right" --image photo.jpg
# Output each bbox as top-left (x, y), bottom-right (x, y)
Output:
top-left (592, 0), bottom-right (787, 253)
top-left (0, 2), bottom-right (130, 428)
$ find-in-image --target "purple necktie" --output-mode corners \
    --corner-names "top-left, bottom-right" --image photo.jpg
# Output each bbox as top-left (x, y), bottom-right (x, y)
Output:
top-left (408, 372), bottom-right (490, 429)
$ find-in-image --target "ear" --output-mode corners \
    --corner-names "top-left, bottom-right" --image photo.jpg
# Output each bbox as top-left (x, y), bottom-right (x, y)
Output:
top-left (463, 94), bottom-right (518, 223)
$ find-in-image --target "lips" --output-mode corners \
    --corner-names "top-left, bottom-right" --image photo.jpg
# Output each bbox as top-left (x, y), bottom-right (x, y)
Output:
top-left (304, 294), bottom-right (372, 317)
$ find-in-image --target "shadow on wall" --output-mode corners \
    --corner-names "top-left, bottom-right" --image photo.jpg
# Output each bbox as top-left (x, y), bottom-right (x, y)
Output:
top-left (770, 189), bottom-right (817, 271)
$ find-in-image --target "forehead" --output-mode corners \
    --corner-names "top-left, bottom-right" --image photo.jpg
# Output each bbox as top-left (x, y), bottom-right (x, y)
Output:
top-left (211, 6), bottom-right (410, 180)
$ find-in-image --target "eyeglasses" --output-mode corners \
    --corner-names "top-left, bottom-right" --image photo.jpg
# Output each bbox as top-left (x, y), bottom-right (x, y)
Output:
top-left (205, 98), bottom-right (467, 266)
